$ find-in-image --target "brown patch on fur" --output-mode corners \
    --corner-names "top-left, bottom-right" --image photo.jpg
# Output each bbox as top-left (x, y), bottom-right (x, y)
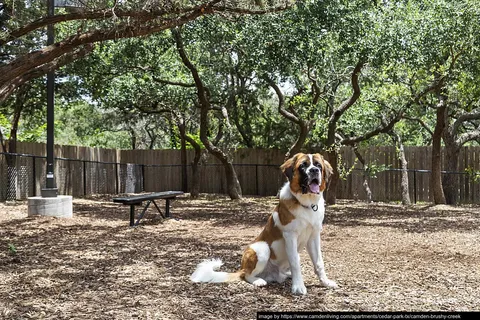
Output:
top-left (311, 153), bottom-right (332, 192)
top-left (281, 153), bottom-right (311, 194)
top-left (276, 200), bottom-right (297, 226)
top-left (269, 248), bottom-right (277, 260)
top-left (321, 157), bottom-right (333, 192)
top-left (240, 247), bottom-right (258, 279)
top-left (253, 215), bottom-right (285, 260)
top-left (255, 216), bottom-right (283, 244)
top-left (312, 153), bottom-right (323, 165)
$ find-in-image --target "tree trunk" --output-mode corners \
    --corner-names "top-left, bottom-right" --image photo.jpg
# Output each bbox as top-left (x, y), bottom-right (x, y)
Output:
top-left (285, 122), bottom-right (309, 161)
top-left (325, 150), bottom-right (339, 205)
top-left (4, 85), bottom-right (28, 200)
top-left (173, 28), bottom-right (241, 199)
top-left (353, 146), bottom-right (372, 203)
top-left (325, 60), bottom-right (365, 205)
top-left (130, 129), bottom-right (136, 150)
top-left (184, 134), bottom-right (202, 198)
top-left (442, 128), bottom-right (460, 205)
top-left (178, 122), bottom-right (188, 193)
top-left (389, 131), bottom-right (411, 205)
top-left (266, 79), bottom-right (312, 162)
top-left (431, 103), bottom-right (447, 204)
top-left (199, 107), bottom-right (242, 199)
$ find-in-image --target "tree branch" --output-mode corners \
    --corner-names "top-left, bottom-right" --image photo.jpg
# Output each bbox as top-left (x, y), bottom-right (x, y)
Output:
top-left (172, 28), bottom-right (209, 107)
top-left (457, 127), bottom-right (480, 146)
top-left (341, 111), bottom-right (403, 146)
top-left (0, 2), bottom-right (220, 45)
top-left (0, 7), bottom-right (210, 97)
top-left (452, 109), bottom-right (480, 136)
top-left (0, 43), bottom-right (95, 105)
top-left (403, 116), bottom-right (434, 136)
top-left (266, 79), bottom-right (300, 124)
top-left (134, 103), bottom-right (173, 115)
top-left (326, 59), bottom-right (365, 145)
top-left (331, 59), bottom-right (366, 118)
top-left (151, 75), bottom-right (196, 88)
top-left (211, 2), bottom-right (294, 15)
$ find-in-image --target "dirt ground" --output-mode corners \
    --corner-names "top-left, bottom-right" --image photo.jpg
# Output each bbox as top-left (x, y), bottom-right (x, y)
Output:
top-left (1, 194), bottom-right (479, 319)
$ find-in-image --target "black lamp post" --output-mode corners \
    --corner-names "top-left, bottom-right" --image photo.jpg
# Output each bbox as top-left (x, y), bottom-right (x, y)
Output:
top-left (41, 0), bottom-right (86, 197)
top-left (41, 0), bottom-right (57, 197)
top-left (27, 0), bottom-right (82, 218)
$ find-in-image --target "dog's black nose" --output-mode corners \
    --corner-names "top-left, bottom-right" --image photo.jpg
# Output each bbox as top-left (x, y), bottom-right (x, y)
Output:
top-left (309, 167), bottom-right (319, 174)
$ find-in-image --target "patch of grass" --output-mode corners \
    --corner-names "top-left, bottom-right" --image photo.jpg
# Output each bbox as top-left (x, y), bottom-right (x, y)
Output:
top-left (7, 243), bottom-right (17, 255)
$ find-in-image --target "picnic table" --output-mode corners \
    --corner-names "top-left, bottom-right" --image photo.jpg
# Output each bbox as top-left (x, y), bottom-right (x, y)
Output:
top-left (113, 191), bottom-right (184, 226)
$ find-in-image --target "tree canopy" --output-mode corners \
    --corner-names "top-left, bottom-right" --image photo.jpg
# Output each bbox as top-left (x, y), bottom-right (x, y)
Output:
top-left (1, 0), bottom-right (479, 203)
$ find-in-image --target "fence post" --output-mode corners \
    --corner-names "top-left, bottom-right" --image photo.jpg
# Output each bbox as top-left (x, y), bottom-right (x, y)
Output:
top-left (83, 160), bottom-right (87, 196)
top-left (141, 164), bottom-right (145, 192)
top-left (32, 156), bottom-right (36, 197)
top-left (255, 165), bottom-right (259, 196)
top-left (115, 162), bottom-right (119, 195)
top-left (413, 169), bottom-right (417, 204)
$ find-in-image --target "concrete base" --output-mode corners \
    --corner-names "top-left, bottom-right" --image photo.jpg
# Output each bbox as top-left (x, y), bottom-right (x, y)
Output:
top-left (28, 195), bottom-right (73, 218)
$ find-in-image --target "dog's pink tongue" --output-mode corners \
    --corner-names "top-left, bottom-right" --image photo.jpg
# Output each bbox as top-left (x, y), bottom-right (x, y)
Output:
top-left (309, 183), bottom-right (320, 194)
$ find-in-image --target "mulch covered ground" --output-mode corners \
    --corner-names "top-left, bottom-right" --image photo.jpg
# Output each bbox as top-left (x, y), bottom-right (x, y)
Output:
top-left (1, 194), bottom-right (479, 319)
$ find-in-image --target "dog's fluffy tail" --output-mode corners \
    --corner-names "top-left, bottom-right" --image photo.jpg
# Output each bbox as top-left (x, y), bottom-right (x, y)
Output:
top-left (190, 259), bottom-right (242, 283)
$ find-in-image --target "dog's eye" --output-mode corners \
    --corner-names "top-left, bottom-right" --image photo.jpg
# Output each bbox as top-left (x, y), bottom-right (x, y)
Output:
top-left (301, 162), bottom-right (308, 167)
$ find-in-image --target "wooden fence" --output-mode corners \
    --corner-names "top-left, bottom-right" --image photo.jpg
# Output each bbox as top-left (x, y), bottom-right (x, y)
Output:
top-left (1, 142), bottom-right (479, 203)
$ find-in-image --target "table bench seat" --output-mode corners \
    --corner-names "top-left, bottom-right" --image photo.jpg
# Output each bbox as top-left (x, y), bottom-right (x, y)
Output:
top-left (113, 191), bottom-right (184, 226)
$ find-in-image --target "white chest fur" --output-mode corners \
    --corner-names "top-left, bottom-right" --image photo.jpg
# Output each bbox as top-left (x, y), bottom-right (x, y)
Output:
top-left (278, 182), bottom-right (325, 231)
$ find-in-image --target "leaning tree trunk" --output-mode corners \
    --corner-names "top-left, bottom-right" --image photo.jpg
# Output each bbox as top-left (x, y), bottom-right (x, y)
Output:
top-left (200, 106), bottom-right (242, 199)
top-left (431, 103), bottom-right (447, 204)
top-left (353, 146), bottom-right (372, 203)
top-left (389, 130), bottom-right (411, 205)
top-left (173, 28), bottom-right (242, 200)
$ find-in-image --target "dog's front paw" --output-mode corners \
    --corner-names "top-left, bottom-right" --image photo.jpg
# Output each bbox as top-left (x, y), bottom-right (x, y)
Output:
top-left (321, 278), bottom-right (339, 289)
top-left (291, 282), bottom-right (307, 295)
top-left (253, 278), bottom-right (267, 287)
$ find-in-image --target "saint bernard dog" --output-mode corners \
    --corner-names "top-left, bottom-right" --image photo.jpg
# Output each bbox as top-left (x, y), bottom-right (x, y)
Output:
top-left (190, 153), bottom-right (337, 295)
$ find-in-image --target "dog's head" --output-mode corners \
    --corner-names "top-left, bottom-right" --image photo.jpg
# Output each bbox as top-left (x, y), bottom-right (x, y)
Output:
top-left (280, 153), bottom-right (333, 195)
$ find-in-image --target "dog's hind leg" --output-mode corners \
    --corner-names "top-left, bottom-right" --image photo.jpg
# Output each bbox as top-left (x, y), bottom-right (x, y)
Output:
top-left (241, 241), bottom-right (270, 287)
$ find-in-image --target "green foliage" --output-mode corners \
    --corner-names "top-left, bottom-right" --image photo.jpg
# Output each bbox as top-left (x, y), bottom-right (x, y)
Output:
top-left (364, 163), bottom-right (391, 179)
top-left (465, 167), bottom-right (480, 183)
top-left (338, 153), bottom-right (357, 181)
top-left (7, 243), bottom-right (17, 255)
top-left (18, 123), bottom-right (47, 142)
top-left (2, 0), bottom-right (479, 152)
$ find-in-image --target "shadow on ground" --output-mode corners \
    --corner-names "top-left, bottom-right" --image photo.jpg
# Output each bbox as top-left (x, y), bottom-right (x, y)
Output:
top-left (325, 202), bottom-right (480, 233)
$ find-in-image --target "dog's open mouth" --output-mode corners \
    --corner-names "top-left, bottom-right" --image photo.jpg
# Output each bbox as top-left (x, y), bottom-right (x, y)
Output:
top-left (308, 178), bottom-right (320, 194)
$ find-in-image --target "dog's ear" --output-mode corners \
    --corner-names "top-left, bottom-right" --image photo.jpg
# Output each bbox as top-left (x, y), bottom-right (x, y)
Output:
top-left (280, 154), bottom-right (299, 181)
top-left (320, 159), bottom-right (334, 192)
